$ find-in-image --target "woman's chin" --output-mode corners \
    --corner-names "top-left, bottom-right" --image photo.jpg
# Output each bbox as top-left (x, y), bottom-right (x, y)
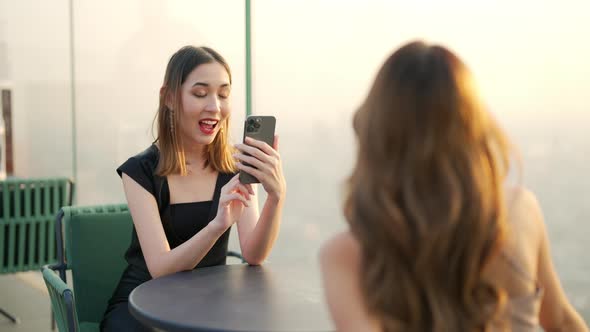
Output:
top-left (194, 134), bottom-right (217, 146)
top-left (183, 130), bottom-right (219, 147)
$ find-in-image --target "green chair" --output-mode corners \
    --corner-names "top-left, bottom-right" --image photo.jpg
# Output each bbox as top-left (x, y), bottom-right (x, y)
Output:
top-left (43, 203), bottom-right (245, 332)
top-left (43, 204), bottom-right (133, 332)
top-left (0, 177), bottom-right (74, 324)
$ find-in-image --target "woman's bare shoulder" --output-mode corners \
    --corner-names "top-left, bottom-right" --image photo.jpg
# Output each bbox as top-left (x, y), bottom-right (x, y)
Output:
top-left (319, 231), bottom-right (361, 266)
top-left (506, 185), bottom-right (544, 230)
top-left (503, 185), bottom-right (545, 264)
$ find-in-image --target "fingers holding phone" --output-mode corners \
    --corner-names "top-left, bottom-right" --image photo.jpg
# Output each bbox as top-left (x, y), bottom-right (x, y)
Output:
top-left (235, 116), bottom-right (286, 202)
top-left (235, 136), bottom-right (286, 202)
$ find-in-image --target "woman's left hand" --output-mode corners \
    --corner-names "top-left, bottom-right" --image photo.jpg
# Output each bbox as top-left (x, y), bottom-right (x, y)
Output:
top-left (234, 135), bottom-right (286, 202)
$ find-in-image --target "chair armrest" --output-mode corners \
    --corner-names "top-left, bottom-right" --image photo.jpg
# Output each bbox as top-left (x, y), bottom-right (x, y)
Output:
top-left (42, 265), bottom-right (78, 332)
top-left (226, 250), bottom-right (246, 263)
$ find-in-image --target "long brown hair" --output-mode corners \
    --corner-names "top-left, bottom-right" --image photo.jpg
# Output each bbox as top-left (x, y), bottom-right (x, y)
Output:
top-left (154, 46), bottom-right (236, 176)
top-left (345, 41), bottom-right (512, 331)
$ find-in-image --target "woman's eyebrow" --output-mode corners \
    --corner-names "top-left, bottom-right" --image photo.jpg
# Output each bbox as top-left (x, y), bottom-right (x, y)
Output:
top-left (192, 82), bottom-right (230, 88)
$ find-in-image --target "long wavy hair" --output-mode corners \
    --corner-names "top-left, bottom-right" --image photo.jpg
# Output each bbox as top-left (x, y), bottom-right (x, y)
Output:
top-left (154, 46), bottom-right (237, 176)
top-left (344, 41), bottom-right (512, 331)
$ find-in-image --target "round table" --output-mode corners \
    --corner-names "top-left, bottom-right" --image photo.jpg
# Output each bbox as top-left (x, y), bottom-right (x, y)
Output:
top-left (129, 264), bottom-right (335, 332)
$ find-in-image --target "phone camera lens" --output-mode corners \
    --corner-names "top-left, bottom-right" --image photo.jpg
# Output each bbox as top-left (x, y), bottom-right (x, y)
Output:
top-left (247, 119), bottom-right (255, 125)
top-left (253, 122), bottom-right (261, 129)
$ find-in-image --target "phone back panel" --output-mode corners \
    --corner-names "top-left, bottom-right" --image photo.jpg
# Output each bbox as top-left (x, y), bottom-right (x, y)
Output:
top-left (239, 116), bottom-right (276, 184)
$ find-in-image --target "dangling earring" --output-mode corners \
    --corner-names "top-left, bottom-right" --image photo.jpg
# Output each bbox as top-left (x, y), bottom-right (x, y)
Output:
top-left (169, 109), bottom-right (175, 134)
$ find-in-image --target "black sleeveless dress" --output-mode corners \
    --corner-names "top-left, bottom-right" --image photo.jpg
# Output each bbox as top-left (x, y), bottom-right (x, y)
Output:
top-left (100, 145), bottom-right (236, 332)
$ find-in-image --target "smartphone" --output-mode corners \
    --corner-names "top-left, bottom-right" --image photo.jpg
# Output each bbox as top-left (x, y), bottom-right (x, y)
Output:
top-left (239, 115), bottom-right (276, 184)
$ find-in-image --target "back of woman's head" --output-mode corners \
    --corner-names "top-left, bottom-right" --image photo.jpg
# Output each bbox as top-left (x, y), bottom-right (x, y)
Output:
top-left (345, 41), bottom-right (512, 331)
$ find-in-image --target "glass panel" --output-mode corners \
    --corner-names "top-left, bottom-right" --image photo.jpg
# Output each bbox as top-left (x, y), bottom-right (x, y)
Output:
top-left (253, 0), bottom-right (589, 318)
top-left (0, 0), bottom-right (588, 320)
top-left (0, 0), bottom-right (73, 178)
top-left (73, 0), bottom-right (246, 204)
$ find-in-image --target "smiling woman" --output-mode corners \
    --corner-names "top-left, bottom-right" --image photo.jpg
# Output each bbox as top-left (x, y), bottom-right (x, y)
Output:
top-left (155, 46), bottom-right (235, 177)
top-left (100, 46), bottom-right (287, 331)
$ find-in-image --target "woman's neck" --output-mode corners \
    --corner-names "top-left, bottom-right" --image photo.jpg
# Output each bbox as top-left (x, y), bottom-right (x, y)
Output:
top-left (182, 143), bottom-right (207, 167)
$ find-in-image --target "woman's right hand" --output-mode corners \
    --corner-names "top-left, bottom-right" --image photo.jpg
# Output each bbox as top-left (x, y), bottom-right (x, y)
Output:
top-left (210, 174), bottom-right (254, 232)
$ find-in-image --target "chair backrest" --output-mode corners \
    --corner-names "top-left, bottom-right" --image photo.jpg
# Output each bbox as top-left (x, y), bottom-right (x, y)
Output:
top-left (60, 204), bottom-right (132, 325)
top-left (0, 177), bottom-right (74, 273)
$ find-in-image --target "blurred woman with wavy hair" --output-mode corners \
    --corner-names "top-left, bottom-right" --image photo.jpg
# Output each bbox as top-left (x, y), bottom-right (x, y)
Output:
top-left (319, 41), bottom-right (588, 332)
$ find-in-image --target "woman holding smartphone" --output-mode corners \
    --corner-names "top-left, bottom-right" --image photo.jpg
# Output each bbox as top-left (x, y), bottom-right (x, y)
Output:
top-left (100, 46), bottom-right (286, 331)
top-left (319, 41), bottom-right (588, 331)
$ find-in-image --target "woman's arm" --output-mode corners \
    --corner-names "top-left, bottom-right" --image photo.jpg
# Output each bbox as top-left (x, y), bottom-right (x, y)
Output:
top-left (123, 173), bottom-right (249, 279)
top-left (234, 136), bottom-right (286, 265)
top-left (522, 191), bottom-right (589, 331)
top-left (234, 188), bottom-right (284, 265)
top-left (319, 232), bottom-right (381, 332)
